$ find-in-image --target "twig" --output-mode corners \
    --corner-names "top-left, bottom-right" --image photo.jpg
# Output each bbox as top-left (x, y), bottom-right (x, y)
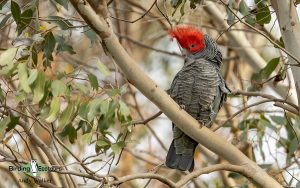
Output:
top-left (110, 172), bottom-right (176, 187)
top-left (133, 111), bottom-right (163, 125)
top-left (176, 163), bottom-right (249, 187)
top-left (231, 90), bottom-right (298, 110)
top-left (213, 99), bottom-right (274, 131)
top-left (124, 148), bottom-right (163, 166)
top-left (274, 102), bottom-right (298, 115)
top-left (117, 34), bottom-right (183, 58)
top-left (110, 0), bottom-right (157, 23)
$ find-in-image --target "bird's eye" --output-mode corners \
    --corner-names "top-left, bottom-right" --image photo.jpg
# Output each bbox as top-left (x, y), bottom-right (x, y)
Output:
top-left (191, 44), bottom-right (195, 48)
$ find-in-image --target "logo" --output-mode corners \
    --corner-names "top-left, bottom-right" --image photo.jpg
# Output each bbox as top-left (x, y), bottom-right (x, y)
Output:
top-left (9, 159), bottom-right (61, 177)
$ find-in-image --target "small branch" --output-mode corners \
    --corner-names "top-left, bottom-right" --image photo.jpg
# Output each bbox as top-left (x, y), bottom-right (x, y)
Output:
top-left (176, 163), bottom-right (249, 187)
top-left (231, 90), bottom-right (298, 110)
top-left (117, 34), bottom-right (183, 58)
top-left (274, 102), bottom-right (299, 115)
top-left (213, 99), bottom-right (275, 131)
top-left (110, 172), bottom-right (176, 187)
top-left (108, 163), bottom-right (250, 188)
top-left (133, 111), bottom-right (163, 125)
top-left (110, 0), bottom-right (157, 23)
top-left (124, 148), bottom-right (163, 166)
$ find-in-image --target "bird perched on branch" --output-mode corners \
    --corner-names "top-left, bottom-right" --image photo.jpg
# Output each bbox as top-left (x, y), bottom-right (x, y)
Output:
top-left (165, 25), bottom-right (230, 172)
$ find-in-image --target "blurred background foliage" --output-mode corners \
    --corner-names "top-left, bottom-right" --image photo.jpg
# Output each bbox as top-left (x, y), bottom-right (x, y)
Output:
top-left (0, 0), bottom-right (299, 187)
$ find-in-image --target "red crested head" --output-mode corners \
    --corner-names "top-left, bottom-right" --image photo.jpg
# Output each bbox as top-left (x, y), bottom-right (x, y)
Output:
top-left (169, 25), bottom-right (205, 54)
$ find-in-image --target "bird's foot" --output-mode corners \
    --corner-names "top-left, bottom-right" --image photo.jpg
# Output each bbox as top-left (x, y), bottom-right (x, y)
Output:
top-left (179, 104), bottom-right (186, 110)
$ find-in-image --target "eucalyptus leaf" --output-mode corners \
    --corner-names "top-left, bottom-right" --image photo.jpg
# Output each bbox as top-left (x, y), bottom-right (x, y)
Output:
top-left (0, 47), bottom-right (17, 66)
top-left (43, 32), bottom-right (56, 59)
top-left (17, 62), bottom-right (31, 93)
top-left (33, 72), bottom-right (45, 103)
top-left (96, 59), bottom-right (110, 77)
top-left (59, 103), bottom-right (74, 128)
top-left (48, 16), bottom-right (73, 30)
top-left (45, 96), bottom-right (61, 123)
top-left (11, 1), bottom-right (21, 23)
top-left (88, 73), bottom-right (99, 90)
top-left (51, 80), bottom-right (66, 97)
top-left (28, 69), bottom-right (38, 85)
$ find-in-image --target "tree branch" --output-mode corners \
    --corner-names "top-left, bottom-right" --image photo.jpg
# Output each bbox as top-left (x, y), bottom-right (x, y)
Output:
top-left (133, 111), bottom-right (162, 125)
top-left (176, 163), bottom-right (249, 187)
top-left (270, 0), bottom-right (300, 116)
top-left (203, 1), bottom-right (297, 104)
top-left (231, 90), bottom-right (298, 110)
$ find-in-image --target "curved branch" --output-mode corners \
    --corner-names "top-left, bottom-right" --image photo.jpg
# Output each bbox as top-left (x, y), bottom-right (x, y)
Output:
top-left (213, 99), bottom-right (275, 131)
top-left (133, 111), bottom-right (162, 125)
top-left (111, 172), bottom-right (176, 187)
top-left (69, 1), bottom-right (282, 187)
top-left (231, 90), bottom-right (298, 110)
top-left (270, 0), bottom-right (300, 115)
top-left (176, 163), bottom-right (249, 187)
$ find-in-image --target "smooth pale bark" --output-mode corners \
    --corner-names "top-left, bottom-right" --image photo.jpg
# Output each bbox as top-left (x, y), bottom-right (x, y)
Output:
top-left (203, 1), bottom-right (297, 103)
top-left (69, 0), bottom-right (282, 187)
top-left (270, 0), bottom-right (300, 114)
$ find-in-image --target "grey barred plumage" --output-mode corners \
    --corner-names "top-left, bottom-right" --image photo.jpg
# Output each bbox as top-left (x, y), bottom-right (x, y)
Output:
top-left (166, 34), bottom-right (230, 172)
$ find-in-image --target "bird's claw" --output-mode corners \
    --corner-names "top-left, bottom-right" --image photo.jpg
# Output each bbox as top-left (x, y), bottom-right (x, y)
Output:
top-left (179, 104), bottom-right (186, 110)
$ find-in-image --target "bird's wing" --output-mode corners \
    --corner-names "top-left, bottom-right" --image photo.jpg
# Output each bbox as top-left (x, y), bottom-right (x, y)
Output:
top-left (169, 58), bottom-right (221, 125)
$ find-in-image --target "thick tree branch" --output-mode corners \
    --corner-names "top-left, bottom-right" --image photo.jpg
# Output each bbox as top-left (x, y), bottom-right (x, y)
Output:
top-left (69, 0), bottom-right (282, 187)
top-left (270, 0), bottom-right (300, 115)
top-left (110, 172), bottom-right (177, 187)
top-left (218, 0), bottom-right (300, 64)
top-left (203, 1), bottom-right (297, 104)
top-left (176, 163), bottom-right (249, 187)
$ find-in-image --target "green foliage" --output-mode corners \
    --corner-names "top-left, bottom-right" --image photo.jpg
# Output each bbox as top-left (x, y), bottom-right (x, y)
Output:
top-left (17, 62), bottom-right (31, 93)
top-left (0, 0), bottom-right (133, 155)
top-left (33, 71), bottom-right (46, 103)
top-left (238, 113), bottom-right (300, 165)
top-left (43, 32), bottom-right (56, 64)
top-left (170, 0), bottom-right (272, 26)
top-left (249, 57), bottom-right (280, 91)
top-left (226, 0), bottom-right (235, 25)
top-left (11, 1), bottom-right (21, 23)
top-left (254, 0), bottom-right (271, 25)
top-left (96, 59), bottom-right (111, 76)
top-left (83, 27), bottom-right (98, 44)
top-left (48, 16), bottom-right (73, 30)
top-left (275, 37), bottom-right (285, 49)
top-left (0, 45), bottom-right (132, 157)
top-left (170, 0), bottom-right (201, 16)
top-left (0, 47), bottom-right (17, 75)
top-left (239, 0), bottom-right (256, 25)
top-left (11, 1), bottom-right (33, 35)
top-left (87, 73), bottom-right (99, 90)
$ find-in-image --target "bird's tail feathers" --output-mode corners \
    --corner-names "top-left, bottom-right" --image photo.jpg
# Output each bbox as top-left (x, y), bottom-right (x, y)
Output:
top-left (165, 140), bottom-right (195, 172)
